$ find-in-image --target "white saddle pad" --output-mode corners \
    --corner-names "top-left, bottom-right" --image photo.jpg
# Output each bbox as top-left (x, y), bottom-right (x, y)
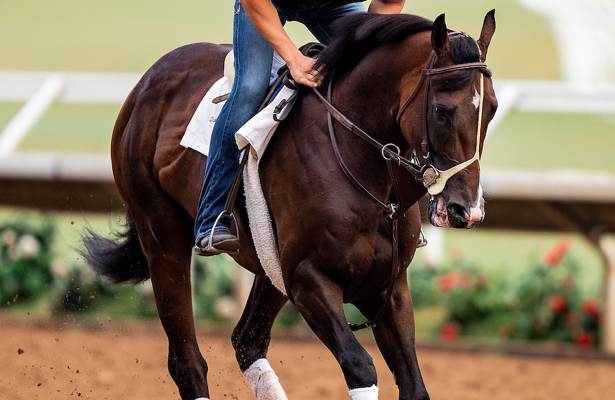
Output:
top-left (180, 77), bottom-right (292, 295)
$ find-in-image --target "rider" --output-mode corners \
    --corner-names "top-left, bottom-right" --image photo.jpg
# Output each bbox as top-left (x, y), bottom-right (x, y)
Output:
top-left (194, 0), bottom-right (406, 256)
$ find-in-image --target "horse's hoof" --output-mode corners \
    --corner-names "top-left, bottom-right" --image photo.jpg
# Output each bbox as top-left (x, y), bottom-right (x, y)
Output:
top-left (195, 232), bottom-right (240, 256)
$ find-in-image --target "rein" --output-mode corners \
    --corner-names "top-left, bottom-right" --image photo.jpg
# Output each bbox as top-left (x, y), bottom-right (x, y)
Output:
top-left (312, 34), bottom-right (489, 331)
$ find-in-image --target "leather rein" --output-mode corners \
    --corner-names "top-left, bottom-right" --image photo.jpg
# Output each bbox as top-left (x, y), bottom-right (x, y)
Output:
top-left (312, 35), bottom-right (489, 330)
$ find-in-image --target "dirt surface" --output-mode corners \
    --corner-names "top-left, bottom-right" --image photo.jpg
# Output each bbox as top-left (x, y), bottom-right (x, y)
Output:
top-left (2, 318), bottom-right (614, 400)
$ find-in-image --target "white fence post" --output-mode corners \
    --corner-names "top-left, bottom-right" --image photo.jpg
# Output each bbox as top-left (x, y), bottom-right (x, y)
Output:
top-left (0, 74), bottom-right (64, 158)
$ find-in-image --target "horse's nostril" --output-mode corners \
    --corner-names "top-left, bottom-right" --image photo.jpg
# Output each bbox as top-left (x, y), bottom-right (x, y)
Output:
top-left (446, 203), bottom-right (470, 229)
top-left (446, 203), bottom-right (467, 221)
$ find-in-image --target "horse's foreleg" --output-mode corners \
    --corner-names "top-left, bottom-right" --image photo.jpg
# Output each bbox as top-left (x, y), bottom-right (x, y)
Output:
top-left (232, 274), bottom-right (288, 400)
top-left (291, 261), bottom-right (378, 399)
top-left (356, 276), bottom-right (429, 400)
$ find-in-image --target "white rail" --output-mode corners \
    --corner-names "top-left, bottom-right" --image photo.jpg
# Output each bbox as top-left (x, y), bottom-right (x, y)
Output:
top-left (0, 75), bottom-right (64, 158)
top-left (1, 70), bottom-right (615, 160)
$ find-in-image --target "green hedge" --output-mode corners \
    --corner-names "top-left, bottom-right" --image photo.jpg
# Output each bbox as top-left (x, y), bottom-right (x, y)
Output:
top-left (410, 239), bottom-right (601, 347)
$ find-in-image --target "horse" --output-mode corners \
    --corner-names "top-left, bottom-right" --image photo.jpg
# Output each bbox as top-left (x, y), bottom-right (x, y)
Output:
top-left (81, 11), bottom-right (496, 400)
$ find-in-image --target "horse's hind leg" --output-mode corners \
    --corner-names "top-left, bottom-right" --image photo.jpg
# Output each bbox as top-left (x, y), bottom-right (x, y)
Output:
top-left (355, 276), bottom-right (429, 400)
top-left (131, 199), bottom-right (209, 400)
top-left (231, 274), bottom-right (288, 400)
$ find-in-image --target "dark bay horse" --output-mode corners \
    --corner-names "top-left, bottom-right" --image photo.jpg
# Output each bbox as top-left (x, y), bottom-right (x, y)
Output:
top-left (82, 11), bottom-right (496, 400)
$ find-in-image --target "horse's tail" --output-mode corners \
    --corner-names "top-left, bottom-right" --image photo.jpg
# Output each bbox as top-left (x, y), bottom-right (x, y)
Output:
top-left (79, 210), bottom-right (150, 284)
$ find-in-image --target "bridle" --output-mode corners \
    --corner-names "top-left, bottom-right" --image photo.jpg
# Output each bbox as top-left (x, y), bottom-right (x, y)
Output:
top-left (314, 32), bottom-right (489, 201)
top-left (396, 33), bottom-right (489, 195)
top-left (311, 31), bottom-right (490, 330)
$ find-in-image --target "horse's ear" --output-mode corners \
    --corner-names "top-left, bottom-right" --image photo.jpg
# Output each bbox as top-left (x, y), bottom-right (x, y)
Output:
top-left (431, 14), bottom-right (449, 58)
top-left (477, 9), bottom-right (496, 62)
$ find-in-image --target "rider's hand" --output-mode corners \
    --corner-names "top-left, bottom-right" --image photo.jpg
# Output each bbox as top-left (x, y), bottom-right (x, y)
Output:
top-left (287, 54), bottom-right (323, 88)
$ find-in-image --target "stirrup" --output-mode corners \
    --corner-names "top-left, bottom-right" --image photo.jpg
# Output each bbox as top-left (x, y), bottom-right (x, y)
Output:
top-left (203, 211), bottom-right (240, 253)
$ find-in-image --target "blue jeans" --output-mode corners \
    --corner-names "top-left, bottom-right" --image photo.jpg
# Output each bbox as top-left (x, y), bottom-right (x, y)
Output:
top-left (194, 0), bottom-right (365, 243)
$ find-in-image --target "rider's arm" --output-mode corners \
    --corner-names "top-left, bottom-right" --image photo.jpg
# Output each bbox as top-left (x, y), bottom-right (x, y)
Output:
top-left (241, 0), bottom-right (406, 87)
top-left (241, 0), bottom-right (322, 87)
top-left (368, 0), bottom-right (405, 14)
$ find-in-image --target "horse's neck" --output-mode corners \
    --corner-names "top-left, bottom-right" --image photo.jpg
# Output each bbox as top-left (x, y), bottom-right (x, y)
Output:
top-left (327, 38), bottom-right (431, 173)
top-left (333, 37), bottom-right (431, 151)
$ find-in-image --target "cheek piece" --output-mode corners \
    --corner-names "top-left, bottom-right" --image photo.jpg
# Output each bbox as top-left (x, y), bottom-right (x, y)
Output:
top-left (422, 73), bottom-right (484, 195)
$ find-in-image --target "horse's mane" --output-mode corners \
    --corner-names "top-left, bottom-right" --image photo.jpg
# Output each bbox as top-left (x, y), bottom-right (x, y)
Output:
top-left (315, 13), bottom-right (486, 91)
top-left (315, 13), bottom-right (433, 76)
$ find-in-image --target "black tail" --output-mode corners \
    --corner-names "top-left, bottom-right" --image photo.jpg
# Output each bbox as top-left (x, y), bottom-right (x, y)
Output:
top-left (79, 211), bottom-right (150, 284)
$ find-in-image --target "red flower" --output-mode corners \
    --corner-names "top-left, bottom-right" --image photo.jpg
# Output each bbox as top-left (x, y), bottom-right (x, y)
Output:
top-left (440, 323), bottom-right (461, 340)
top-left (575, 331), bottom-right (594, 348)
top-left (549, 295), bottom-right (567, 314)
top-left (438, 274), bottom-right (455, 291)
top-left (437, 272), bottom-right (471, 291)
top-left (544, 239), bottom-right (571, 268)
top-left (582, 299), bottom-right (600, 319)
top-left (544, 249), bottom-right (562, 268)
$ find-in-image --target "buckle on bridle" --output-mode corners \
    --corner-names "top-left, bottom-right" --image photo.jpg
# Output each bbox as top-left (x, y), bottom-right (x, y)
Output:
top-left (388, 203), bottom-right (398, 219)
top-left (422, 166), bottom-right (440, 188)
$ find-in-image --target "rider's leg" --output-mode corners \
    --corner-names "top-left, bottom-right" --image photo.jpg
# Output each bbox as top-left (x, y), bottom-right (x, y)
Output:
top-left (194, 0), bottom-right (275, 253)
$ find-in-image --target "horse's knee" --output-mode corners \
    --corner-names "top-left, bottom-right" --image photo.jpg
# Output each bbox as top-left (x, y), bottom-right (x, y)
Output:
top-left (339, 351), bottom-right (378, 390)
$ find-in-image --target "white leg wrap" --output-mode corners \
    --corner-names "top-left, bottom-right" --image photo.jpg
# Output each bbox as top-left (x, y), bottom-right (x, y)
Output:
top-left (349, 385), bottom-right (379, 400)
top-left (243, 359), bottom-right (288, 400)
top-left (193, 398), bottom-right (209, 400)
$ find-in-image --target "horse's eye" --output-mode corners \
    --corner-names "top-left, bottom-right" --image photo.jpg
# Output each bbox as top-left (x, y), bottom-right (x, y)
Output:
top-left (434, 105), bottom-right (447, 121)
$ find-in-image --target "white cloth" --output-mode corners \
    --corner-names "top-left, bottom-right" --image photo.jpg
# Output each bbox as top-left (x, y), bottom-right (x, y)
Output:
top-left (349, 385), bottom-right (379, 400)
top-left (235, 85), bottom-right (297, 162)
top-left (243, 359), bottom-right (288, 400)
top-left (180, 76), bottom-right (231, 156)
top-left (244, 155), bottom-right (285, 295)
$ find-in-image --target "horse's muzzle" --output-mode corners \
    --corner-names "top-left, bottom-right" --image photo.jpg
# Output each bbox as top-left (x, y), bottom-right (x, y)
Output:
top-left (429, 195), bottom-right (484, 229)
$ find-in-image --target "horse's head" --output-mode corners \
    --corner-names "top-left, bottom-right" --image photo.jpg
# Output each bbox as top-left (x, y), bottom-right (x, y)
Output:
top-left (402, 11), bottom-right (497, 229)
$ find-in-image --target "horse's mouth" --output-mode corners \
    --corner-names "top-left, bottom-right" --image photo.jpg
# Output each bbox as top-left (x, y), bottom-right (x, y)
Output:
top-left (428, 195), bottom-right (452, 228)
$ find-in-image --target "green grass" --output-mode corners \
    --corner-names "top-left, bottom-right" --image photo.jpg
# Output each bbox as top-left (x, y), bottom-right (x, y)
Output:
top-left (1, 0), bottom-right (558, 79)
top-left (483, 112), bottom-right (615, 173)
top-left (16, 103), bottom-right (119, 153)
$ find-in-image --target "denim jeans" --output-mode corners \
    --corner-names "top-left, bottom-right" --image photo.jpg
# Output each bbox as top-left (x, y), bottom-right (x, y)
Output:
top-left (194, 0), bottom-right (365, 243)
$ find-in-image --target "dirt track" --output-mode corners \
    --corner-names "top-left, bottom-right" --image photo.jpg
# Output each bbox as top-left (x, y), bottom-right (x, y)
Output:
top-left (2, 318), bottom-right (614, 400)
